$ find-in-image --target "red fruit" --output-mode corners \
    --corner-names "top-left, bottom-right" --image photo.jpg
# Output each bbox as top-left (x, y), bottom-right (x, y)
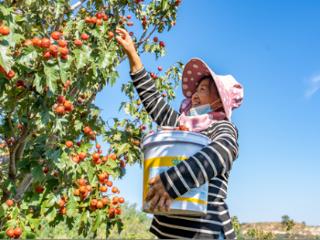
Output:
top-left (32, 37), bottom-right (42, 47)
top-left (127, 21), bottom-right (134, 27)
top-left (24, 39), bottom-right (33, 46)
top-left (115, 208), bottom-right (121, 215)
top-left (16, 80), bottom-right (25, 89)
top-left (79, 186), bottom-right (87, 194)
top-left (6, 199), bottom-right (14, 207)
top-left (120, 160), bottom-right (126, 168)
top-left (63, 100), bottom-right (73, 112)
top-left (92, 153), bottom-right (100, 161)
top-left (127, 15), bottom-right (132, 19)
top-left (106, 180), bottom-right (113, 187)
top-left (13, 227), bottom-right (22, 238)
top-left (55, 105), bottom-right (65, 115)
top-left (102, 156), bottom-right (108, 162)
top-left (159, 41), bottom-right (165, 47)
top-left (108, 153), bottom-right (117, 161)
top-left (49, 45), bottom-right (59, 54)
top-left (96, 19), bottom-right (103, 26)
top-left (90, 17), bottom-right (97, 24)
top-left (72, 155), bottom-right (80, 163)
top-left (60, 54), bottom-right (68, 60)
top-left (129, 32), bottom-right (134, 36)
top-left (6, 70), bottom-right (15, 79)
top-left (175, 0), bottom-right (182, 6)
top-left (81, 33), bottom-right (89, 40)
top-left (102, 197), bottom-right (109, 205)
top-left (43, 51), bottom-right (51, 59)
top-left (112, 186), bottom-right (118, 193)
top-left (119, 197), bottom-right (125, 204)
top-left (65, 140), bottom-right (73, 148)
top-left (0, 26), bottom-right (10, 35)
top-left (74, 39), bottom-right (83, 47)
top-left (157, 66), bottom-right (163, 71)
top-left (99, 185), bottom-right (107, 192)
top-left (35, 185), bottom-right (44, 193)
top-left (112, 196), bottom-right (119, 204)
top-left (96, 12), bottom-right (103, 19)
top-left (98, 173), bottom-right (107, 181)
top-left (108, 208), bottom-right (115, 218)
top-left (83, 126), bottom-right (91, 134)
top-left (59, 47), bottom-right (69, 56)
top-left (78, 152), bottom-right (86, 160)
top-left (85, 17), bottom-right (91, 23)
top-left (6, 229), bottom-right (15, 238)
top-left (153, 36), bottom-right (158, 43)
top-left (86, 185), bottom-right (92, 191)
top-left (96, 200), bottom-right (104, 209)
top-left (58, 199), bottom-right (65, 208)
top-left (73, 189), bottom-right (80, 196)
top-left (41, 38), bottom-right (51, 48)
top-left (103, 15), bottom-right (108, 21)
top-left (77, 178), bottom-right (87, 186)
top-left (96, 143), bottom-right (101, 149)
top-left (57, 95), bottom-right (66, 104)
top-left (59, 207), bottom-right (67, 215)
top-left (108, 31), bottom-right (114, 39)
top-left (90, 199), bottom-right (98, 207)
top-left (42, 166), bottom-right (49, 174)
top-left (58, 39), bottom-right (67, 47)
top-left (51, 31), bottom-right (61, 40)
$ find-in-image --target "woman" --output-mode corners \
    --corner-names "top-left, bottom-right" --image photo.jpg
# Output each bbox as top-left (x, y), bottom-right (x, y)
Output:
top-left (116, 28), bottom-right (243, 239)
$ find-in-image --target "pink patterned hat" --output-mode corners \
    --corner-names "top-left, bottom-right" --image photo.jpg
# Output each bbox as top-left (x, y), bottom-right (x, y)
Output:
top-left (179, 58), bottom-right (244, 120)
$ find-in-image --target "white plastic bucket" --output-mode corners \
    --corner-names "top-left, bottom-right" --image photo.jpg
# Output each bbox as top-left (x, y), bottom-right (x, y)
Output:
top-left (141, 127), bottom-right (211, 216)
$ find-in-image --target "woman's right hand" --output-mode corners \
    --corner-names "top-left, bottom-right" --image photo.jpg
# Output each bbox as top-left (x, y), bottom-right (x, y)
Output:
top-left (115, 28), bottom-right (136, 57)
top-left (115, 28), bottom-right (143, 73)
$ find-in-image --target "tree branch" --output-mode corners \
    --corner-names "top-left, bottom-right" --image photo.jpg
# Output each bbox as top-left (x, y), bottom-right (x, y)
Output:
top-left (14, 173), bottom-right (33, 202)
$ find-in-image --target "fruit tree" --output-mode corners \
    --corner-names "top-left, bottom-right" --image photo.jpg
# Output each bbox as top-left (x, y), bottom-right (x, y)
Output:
top-left (0, 0), bottom-right (183, 238)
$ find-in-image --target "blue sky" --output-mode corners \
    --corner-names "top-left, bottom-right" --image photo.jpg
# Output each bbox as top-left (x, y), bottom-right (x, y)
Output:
top-left (88, 0), bottom-right (320, 225)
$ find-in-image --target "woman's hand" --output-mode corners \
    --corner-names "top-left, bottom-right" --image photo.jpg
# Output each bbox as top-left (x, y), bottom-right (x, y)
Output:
top-left (115, 28), bottom-right (143, 73)
top-left (146, 175), bottom-right (173, 212)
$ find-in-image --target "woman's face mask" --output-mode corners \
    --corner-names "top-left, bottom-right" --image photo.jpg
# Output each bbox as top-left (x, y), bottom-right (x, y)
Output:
top-left (188, 103), bottom-right (213, 116)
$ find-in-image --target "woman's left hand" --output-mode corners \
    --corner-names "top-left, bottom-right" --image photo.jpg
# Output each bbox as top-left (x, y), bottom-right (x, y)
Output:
top-left (146, 175), bottom-right (173, 212)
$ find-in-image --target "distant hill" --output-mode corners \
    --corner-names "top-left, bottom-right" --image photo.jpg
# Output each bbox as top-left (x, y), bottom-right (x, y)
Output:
top-left (239, 222), bottom-right (320, 239)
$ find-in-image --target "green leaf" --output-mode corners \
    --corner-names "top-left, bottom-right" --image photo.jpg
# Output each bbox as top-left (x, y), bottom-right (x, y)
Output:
top-left (91, 210), bottom-right (101, 232)
top-left (117, 143), bottom-right (130, 155)
top-left (43, 63), bottom-right (60, 93)
top-left (0, 44), bottom-right (13, 72)
top-left (74, 45), bottom-right (92, 70)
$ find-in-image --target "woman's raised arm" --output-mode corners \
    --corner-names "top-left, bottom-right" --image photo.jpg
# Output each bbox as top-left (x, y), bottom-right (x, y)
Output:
top-left (116, 28), bottom-right (180, 127)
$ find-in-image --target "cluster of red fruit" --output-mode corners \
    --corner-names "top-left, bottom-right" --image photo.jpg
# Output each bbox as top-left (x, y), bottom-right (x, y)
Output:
top-left (176, 125), bottom-right (189, 131)
top-left (84, 11), bottom-right (109, 26)
top-left (5, 227), bottom-right (22, 239)
top-left (24, 31), bottom-right (89, 61)
top-left (153, 36), bottom-right (165, 48)
top-left (57, 196), bottom-right (68, 215)
top-left (73, 178), bottom-right (92, 200)
top-left (53, 95), bottom-right (74, 116)
top-left (83, 126), bottom-right (97, 141)
top-left (0, 24), bottom-right (10, 36)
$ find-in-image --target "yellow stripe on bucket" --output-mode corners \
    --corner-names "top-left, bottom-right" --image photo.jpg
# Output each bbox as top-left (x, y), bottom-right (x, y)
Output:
top-left (143, 155), bottom-right (189, 202)
top-left (176, 197), bottom-right (207, 205)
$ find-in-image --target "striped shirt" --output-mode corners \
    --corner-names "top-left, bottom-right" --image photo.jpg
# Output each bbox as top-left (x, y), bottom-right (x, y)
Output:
top-left (131, 67), bottom-right (239, 239)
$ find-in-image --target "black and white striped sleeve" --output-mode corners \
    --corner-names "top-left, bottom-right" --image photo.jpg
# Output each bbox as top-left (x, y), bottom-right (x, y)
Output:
top-left (159, 121), bottom-right (239, 199)
top-left (130, 67), bottom-right (180, 127)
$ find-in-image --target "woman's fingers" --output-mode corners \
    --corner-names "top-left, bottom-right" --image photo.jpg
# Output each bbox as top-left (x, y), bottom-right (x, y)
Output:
top-left (164, 198), bottom-right (172, 212)
top-left (157, 196), bottom-right (166, 212)
top-left (149, 194), bottom-right (160, 211)
top-left (145, 186), bottom-right (155, 202)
